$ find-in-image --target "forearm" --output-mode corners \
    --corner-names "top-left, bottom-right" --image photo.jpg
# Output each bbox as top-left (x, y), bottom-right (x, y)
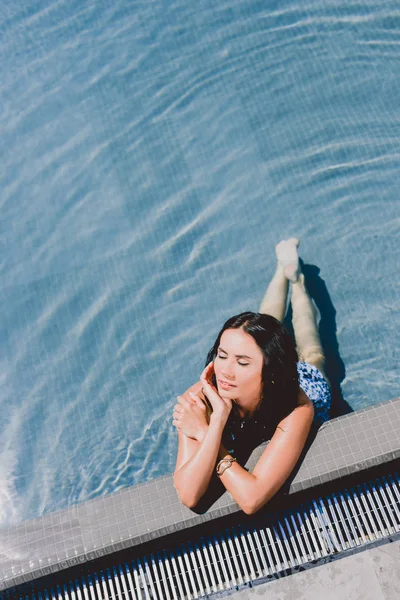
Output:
top-left (217, 412), bottom-right (312, 515)
top-left (174, 417), bottom-right (225, 508)
top-left (216, 445), bottom-right (265, 514)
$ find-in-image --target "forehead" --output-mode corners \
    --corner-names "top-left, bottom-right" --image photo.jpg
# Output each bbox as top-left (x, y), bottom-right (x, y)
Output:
top-left (219, 328), bottom-right (263, 358)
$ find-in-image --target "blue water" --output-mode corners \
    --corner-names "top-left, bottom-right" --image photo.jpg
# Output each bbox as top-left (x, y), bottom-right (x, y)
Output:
top-left (1, 0), bottom-right (399, 527)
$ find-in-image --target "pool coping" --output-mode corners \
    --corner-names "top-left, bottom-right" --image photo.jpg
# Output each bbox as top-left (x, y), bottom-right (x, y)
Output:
top-left (1, 396), bottom-right (399, 590)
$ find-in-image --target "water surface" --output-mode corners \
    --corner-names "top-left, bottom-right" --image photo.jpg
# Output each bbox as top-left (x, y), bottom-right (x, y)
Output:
top-left (0, 0), bottom-right (399, 527)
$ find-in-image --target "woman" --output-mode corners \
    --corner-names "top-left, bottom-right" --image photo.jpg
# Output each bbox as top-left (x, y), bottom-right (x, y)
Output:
top-left (173, 238), bottom-right (331, 514)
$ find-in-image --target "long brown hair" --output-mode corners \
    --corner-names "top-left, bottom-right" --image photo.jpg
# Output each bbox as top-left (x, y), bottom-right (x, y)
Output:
top-left (205, 312), bottom-right (299, 439)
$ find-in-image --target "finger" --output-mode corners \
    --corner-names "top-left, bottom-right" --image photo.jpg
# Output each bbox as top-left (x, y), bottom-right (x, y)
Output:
top-left (177, 395), bottom-right (189, 407)
top-left (198, 388), bottom-right (213, 411)
top-left (200, 361), bottom-right (213, 381)
top-left (200, 376), bottom-right (216, 393)
top-left (206, 361), bottom-right (215, 375)
top-left (204, 361), bottom-right (214, 374)
top-left (174, 404), bottom-right (182, 412)
top-left (198, 385), bottom-right (220, 410)
top-left (172, 419), bottom-right (180, 428)
top-left (205, 363), bottom-right (216, 383)
top-left (189, 392), bottom-right (206, 409)
top-left (200, 367), bottom-right (211, 383)
top-left (200, 371), bottom-right (210, 392)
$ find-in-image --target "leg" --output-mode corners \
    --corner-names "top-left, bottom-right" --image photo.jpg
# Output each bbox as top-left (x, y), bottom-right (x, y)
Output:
top-left (291, 273), bottom-right (329, 382)
top-left (259, 238), bottom-right (300, 322)
top-left (259, 267), bottom-right (289, 322)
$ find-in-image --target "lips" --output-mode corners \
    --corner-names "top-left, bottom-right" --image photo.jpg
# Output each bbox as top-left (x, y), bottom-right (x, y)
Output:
top-left (218, 379), bottom-right (237, 389)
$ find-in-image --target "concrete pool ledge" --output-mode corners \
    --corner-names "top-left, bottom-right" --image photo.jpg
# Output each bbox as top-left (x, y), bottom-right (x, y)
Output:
top-left (1, 396), bottom-right (400, 591)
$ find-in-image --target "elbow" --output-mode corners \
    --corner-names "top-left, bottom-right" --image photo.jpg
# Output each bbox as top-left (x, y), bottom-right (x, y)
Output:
top-left (240, 494), bottom-right (271, 515)
top-left (182, 496), bottom-right (200, 510)
top-left (241, 502), bottom-right (261, 515)
top-left (177, 492), bottom-right (202, 511)
top-left (173, 475), bottom-right (202, 510)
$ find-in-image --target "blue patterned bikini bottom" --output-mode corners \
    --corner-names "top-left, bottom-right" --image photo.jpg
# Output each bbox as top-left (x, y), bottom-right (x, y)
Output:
top-left (297, 361), bottom-right (331, 426)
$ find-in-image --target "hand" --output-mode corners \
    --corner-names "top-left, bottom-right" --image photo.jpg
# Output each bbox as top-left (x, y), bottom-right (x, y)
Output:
top-left (173, 390), bottom-right (210, 442)
top-left (200, 362), bottom-right (232, 425)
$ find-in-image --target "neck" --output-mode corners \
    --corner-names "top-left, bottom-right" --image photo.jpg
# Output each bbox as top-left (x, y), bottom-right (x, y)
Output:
top-left (233, 400), bottom-right (258, 420)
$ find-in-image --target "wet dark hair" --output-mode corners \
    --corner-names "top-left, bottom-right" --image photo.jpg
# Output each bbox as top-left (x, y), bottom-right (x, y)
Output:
top-left (205, 312), bottom-right (299, 440)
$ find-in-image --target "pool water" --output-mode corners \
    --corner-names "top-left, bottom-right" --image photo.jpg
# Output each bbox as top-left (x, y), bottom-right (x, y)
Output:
top-left (0, 0), bottom-right (399, 527)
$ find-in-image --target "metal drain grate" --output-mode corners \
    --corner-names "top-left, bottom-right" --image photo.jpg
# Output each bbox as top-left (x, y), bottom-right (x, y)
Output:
top-left (10, 472), bottom-right (400, 600)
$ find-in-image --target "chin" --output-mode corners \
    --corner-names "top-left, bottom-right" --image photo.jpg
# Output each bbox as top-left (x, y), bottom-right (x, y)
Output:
top-left (218, 386), bottom-right (236, 396)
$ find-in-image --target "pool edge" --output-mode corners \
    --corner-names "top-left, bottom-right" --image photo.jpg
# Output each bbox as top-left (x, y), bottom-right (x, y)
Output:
top-left (1, 396), bottom-right (399, 590)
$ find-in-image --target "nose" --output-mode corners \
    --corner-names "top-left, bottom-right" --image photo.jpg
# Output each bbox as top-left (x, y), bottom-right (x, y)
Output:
top-left (221, 363), bottom-right (235, 381)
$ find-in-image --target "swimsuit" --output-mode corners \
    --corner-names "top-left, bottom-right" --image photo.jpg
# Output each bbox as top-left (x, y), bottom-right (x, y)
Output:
top-left (296, 361), bottom-right (331, 427)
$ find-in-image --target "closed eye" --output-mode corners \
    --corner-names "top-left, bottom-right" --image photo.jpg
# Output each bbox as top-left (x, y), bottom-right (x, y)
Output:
top-left (217, 354), bottom-right (249, 367)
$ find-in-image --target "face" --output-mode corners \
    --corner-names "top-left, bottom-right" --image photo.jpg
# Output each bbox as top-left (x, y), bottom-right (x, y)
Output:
top-left (213, 328), bottom-right (264, 418)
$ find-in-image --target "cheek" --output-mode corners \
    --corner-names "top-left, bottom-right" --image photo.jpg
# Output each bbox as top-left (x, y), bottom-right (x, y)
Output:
top-left (244, 368), bottom-right (263, 390)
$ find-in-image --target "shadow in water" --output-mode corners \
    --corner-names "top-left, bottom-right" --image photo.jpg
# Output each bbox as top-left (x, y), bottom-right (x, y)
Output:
top-left (284, 261), bottom-right (352, 419)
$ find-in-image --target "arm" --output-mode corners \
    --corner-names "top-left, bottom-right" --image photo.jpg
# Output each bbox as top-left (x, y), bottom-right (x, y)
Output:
top-left (217, 388), bottom-right (314, 514)
top-left (173, 416), bottom-right (225, 508)
top-left (173, 370), bottom-right (232, 509)
top-left (196, 362), bottom-right (315, 514)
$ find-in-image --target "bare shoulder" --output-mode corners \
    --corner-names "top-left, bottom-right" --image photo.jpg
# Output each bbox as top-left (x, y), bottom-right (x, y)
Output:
top-left (277, 387), bottom-right (314, 433)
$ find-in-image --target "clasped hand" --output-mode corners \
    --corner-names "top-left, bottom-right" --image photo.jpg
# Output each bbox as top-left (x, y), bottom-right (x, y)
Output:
top-left (173, 362), bottom-right (232, 441)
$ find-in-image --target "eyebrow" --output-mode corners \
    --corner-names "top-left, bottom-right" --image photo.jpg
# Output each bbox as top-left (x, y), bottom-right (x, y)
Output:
top-left (218, 346), bottom-right (253, 360)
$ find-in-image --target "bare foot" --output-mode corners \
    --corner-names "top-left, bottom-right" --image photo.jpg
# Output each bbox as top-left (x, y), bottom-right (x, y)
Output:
top-left (275, 238), bottom-right (301, 282)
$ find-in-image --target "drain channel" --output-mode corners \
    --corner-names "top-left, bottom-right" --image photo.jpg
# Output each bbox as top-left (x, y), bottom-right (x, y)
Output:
top-left (7, 472), bottom-right (400, 600)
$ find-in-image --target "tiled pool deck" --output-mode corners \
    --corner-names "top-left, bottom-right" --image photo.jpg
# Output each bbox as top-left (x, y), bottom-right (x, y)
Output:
top-left (1, 396), bottom-right (399, 591)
